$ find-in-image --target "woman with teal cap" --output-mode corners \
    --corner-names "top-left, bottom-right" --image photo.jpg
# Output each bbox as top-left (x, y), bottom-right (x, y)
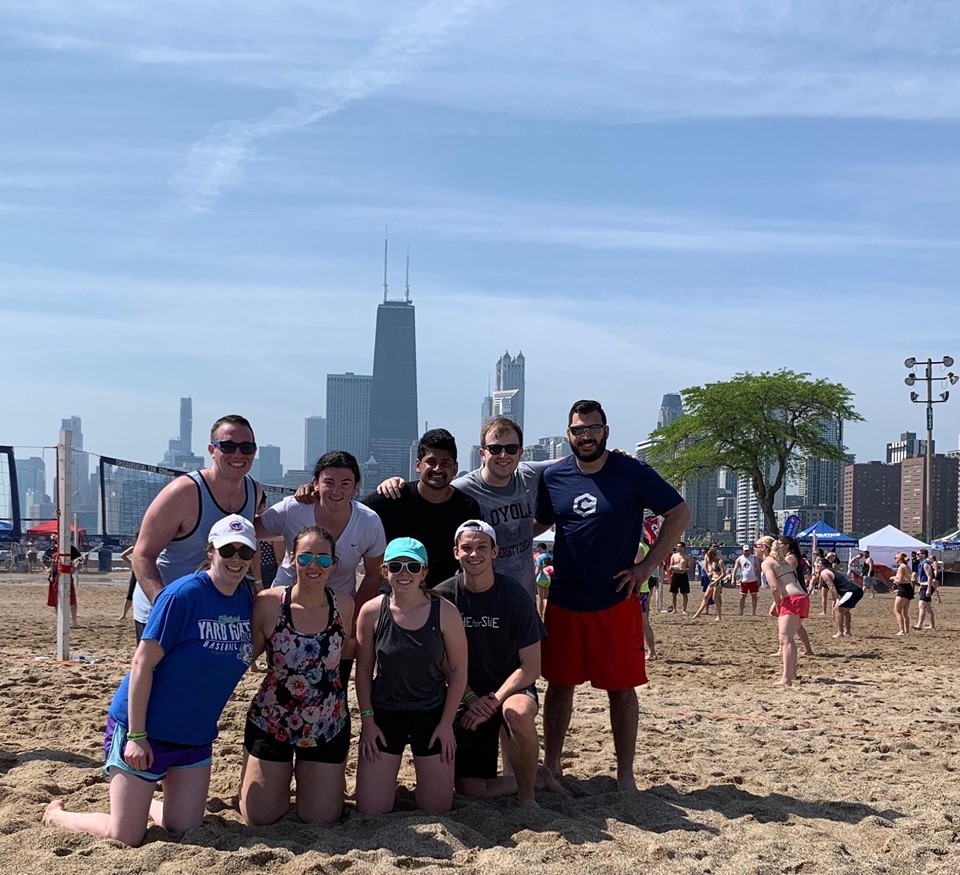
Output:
top-left (354, 537), bottom-right (467, 815)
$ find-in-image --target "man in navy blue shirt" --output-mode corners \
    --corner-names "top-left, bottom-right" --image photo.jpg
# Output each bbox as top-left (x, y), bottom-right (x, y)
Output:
top-left (536, 399), bottom-right (690, 791)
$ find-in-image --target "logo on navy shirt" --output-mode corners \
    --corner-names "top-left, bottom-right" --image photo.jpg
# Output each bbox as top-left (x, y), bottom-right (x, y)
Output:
top-left (573, 492), bottom-right (597, 518)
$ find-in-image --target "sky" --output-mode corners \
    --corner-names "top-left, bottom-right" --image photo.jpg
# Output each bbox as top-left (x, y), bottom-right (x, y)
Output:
top-left (3, 0), bottom-right (960, 482)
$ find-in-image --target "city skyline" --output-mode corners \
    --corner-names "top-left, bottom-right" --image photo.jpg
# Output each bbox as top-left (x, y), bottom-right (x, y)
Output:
top-left (4, 6), bottom-right (960, 476)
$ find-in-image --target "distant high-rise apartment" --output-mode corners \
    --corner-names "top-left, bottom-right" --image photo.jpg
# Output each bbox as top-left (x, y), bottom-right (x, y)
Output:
top-left (326, 373), bottom-right (372, 465)
top-left (735, 470), bottom-right (785, 545)
top-left (257, 445), bottom-right (283, 486)
top-left (494, 351), bottom-right (525, 433)
top-left (886, 431), bottom-right (930, 464)
top-left (304, 415), bottom-right (326, 470)
top-left (15, 456), bottom-right (46, 522)
top-left (900, 455), bottom-right (959, 538)
top-left (368, 247), bottom-right (418, 479)
top-left (843, 462), bottom-right (900, 535)
top-left (657, 394), bottom-right (683, 429)
top-left (797, 418), bottom-right (848, 525)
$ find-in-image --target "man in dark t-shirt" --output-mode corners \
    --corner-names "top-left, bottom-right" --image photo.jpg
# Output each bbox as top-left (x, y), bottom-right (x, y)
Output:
top-left (536, 399), bottom-right (689, 791)
top-left (364, 429), bottom-right (481, 588)
top-left (434, 519), bottom-right (561, 806)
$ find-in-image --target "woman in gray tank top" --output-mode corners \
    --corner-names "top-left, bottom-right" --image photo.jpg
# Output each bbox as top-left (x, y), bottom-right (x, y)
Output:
top-left (354, 537), bottom-right (467, 815)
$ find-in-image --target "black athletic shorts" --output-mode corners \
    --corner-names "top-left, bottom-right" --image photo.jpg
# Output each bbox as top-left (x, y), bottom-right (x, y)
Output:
top-left (373, 706), bottom-right (444, 757)
top-left (244, 718), bottom-right (351, 764)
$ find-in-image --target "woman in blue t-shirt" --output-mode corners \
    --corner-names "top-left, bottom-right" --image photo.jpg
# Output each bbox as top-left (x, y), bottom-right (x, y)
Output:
top-left (43, 515), bottom-right (256, 847)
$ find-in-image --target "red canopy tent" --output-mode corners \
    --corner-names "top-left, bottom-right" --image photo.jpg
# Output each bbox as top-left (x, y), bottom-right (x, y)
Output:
top-left (25, 520), bottom-right (86, 538)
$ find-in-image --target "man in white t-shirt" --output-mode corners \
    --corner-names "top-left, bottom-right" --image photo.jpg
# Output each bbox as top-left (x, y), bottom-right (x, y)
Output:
top-left (731, 544), bottom-right (760, 616)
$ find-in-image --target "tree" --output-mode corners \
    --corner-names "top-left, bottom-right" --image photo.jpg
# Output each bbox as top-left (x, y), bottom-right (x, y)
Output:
top-left (647, 370), bottom-right (863, 537)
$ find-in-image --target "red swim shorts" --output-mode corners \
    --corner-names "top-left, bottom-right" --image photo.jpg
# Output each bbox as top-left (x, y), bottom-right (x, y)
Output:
top-left (779, 593), bottom-right (810, 619)
top-left (739, 580), bottom-right (760, 595)
top-left (542, 597), bottom-right (646, 691)
top-left (47, 577), bottom-right (77, 607)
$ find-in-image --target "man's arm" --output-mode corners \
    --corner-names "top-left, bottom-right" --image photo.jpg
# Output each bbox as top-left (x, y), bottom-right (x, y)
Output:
top-left (354, 552), bottom-right (386, 613)
top-left (131, 478), bottom-right (196, 604)
top-left (617, 501), bottom-right (691, 595)
top-left (462, 642), bottom-right (541, 729)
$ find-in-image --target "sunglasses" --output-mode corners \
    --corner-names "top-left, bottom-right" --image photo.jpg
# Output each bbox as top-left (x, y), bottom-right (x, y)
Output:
top-left (296, 552), bottom-right (334, 568)
top-left (217, 544), bottom-right (256, 561)
top-left (386, 560), bottom-right (424, 574)
top-left (483, 444), bottom-right (520, 456)
top-left (568, 424), bottom-right (606, 437)
top-left (212, 440), bottom-right (258, 456)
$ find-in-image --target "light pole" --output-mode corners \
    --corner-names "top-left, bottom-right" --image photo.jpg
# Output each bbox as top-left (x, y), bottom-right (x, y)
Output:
top-left (904, 356), bottom-right (958, 542)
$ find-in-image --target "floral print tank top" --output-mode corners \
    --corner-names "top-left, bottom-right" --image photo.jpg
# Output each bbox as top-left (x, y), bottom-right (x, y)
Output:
top-left (247, 586), bottom-right (347, 746)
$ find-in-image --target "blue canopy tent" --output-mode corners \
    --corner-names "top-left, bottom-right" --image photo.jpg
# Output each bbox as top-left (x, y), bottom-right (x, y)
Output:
top-left (796, 520), bottom-right (858, 548)
top-left (0, 521), bottom-right (14, 542)
top-left (932, 530), bottom-right (960, 551)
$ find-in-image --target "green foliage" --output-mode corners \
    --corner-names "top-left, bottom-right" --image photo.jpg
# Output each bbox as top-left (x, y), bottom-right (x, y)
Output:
top-left (648, 370), bottom-right (863, 536)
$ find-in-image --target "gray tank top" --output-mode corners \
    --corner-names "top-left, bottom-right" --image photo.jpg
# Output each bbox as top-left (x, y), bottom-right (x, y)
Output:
top-left (132, 471), bottom-right (257, 624)
top-left (371, 596), bottom-right (446, 711)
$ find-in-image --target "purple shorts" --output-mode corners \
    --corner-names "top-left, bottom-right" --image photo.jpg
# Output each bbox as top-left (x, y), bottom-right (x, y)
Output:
top-left (103, 715), bottom-right (212, 782)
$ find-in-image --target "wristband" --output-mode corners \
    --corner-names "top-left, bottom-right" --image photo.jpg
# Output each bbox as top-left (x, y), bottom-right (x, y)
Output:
top-left (126, 731), bottom-right (148, 741)
top-left (359, 709), bottom-right (374, 718)
top-left (462, 691), bottom-right (477, 704)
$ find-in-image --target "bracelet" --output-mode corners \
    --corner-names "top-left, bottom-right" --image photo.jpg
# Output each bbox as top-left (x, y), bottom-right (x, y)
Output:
top-left (462, 691), bottom-right (477, 704)
top-left (254, 578), bottom-right (263, 585)
top-left (126, 731), bottom-right (148, 741)
top-left (359, 709), bottom-right (374, 718)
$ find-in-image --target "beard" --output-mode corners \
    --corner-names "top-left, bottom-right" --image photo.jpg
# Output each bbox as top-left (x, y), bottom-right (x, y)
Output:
top-left (571, 434), bottom-right (607, 463)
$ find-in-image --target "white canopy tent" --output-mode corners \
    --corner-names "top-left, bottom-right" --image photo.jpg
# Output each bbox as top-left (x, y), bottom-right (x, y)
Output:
top-left (858, 525), bottom-right (931, 567)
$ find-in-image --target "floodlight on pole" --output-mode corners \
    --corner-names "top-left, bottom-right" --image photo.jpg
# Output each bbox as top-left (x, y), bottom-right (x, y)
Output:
top-left (903, 356), bottom-right (955, 542)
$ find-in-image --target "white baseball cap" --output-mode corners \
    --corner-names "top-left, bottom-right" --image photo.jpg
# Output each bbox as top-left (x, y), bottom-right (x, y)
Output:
top-left (208, 515), bottom-right (257, 551)
top-left (454, 519), bottom-right (497, 545)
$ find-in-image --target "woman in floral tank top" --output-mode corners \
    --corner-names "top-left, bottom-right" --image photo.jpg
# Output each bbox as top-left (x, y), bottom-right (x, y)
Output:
top-left (239, 526), bottom-right (355, 825)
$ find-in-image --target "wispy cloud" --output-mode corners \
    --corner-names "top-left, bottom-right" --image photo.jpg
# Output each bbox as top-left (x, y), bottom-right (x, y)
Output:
top-left (168, 1), bottom-right (493, 213)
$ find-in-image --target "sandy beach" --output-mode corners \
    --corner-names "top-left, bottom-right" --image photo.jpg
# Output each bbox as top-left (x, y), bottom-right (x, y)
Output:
top-left (1, 571), bottom-right (957, 874)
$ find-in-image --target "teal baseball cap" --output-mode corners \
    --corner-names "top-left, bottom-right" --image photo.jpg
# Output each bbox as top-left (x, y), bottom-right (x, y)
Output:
top-left (383, 537), bottom-right (428, 565)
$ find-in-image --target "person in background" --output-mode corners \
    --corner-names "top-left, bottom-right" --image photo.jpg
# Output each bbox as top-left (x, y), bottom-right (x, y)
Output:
top-left (240, 526), bottom-right (353, 825)
top-left (691, 547), bottom-right (725, 621)
top-left (354, 538), bottom-right (467, 815)
top-left (45, 532), bottom-right (81, 629)
top-left (891, 551), bottom-right (914, 636)
top-left (118, 531), bottom-right (139, 622)
top-left (43, 515), bottom-right (256, 846)
top-left (758, 535), bottom-right (809, 686)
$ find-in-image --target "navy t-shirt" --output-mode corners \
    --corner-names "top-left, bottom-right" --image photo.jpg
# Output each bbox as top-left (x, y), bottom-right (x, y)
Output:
top-left (536, 453), bottom-right (683, 612)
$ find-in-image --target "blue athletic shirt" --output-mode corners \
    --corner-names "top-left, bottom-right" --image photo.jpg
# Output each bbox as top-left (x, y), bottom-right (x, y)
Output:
top-left (109, 570), bottom-right (254, 746)
top-left (536, 453), bottom-right (683, 613)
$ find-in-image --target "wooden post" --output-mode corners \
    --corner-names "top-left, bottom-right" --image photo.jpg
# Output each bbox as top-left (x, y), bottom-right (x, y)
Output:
top-left (56, 429), bottom-right (73, 661)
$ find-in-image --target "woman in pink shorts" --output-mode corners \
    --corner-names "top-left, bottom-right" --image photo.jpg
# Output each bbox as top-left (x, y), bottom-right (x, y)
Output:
top-left (758, 536), bottom-right (810, 687)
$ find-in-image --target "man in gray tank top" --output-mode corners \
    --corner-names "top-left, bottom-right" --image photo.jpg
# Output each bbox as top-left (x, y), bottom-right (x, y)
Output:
top-left (132, 414), bottom-right (262, 640)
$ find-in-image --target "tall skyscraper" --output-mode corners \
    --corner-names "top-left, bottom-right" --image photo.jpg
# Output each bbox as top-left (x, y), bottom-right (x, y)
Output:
top-left (494, 351), bottom-right (525, 433)
top-left (886, 431), bottom-right (929, 464)
top-left (304, 415), bottom-right (326, 469)
top-left (843, 462), bottom-right (900, 534)
top-left (796, 417), bottom-right (847, 527)
top-left (326, 372), bottom-right (373, 464)
top-left (161, 397), bottom-right (203, 472)
top-left (179, 397), bottom-right (193, 454)
top-left (15, 456), bottom-right (46, 521)
top-left (657, 394), bottom-right (683, 429)
top-left (368, 244), bottom-right (418, 479)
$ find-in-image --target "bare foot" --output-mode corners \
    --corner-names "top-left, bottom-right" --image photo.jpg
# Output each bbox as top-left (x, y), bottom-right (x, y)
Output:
top-left (803, 650), bottom-right (815, 657)
top-left (832, 632), bottom-right (843, 638)
top-left (646, 652), bottom-right (658, 661)
top-left (774, 679), bottom-right (792, 686)
top-left (43, 799), bottom-right (64, 827)
top-left (536, 765), bottom-right (571, 795)
top-left (616, 770), bottom-right (638, 792)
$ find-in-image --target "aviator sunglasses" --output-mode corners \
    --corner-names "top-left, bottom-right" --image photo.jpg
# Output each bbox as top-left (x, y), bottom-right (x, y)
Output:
top-left (482, 443), bottom-right (520, 456)
top-left (217, 544), bottom-right (256, 561)
top-left (386, 560), bottom-right (424, 574)
top-left (296, 552), bottom-right (334, 568)
top-left (212, 439), bottom-right (258, 456)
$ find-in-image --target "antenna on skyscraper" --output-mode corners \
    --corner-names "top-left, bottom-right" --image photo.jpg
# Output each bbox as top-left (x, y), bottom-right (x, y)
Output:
top-left (405, 247), bottom-right (410, 303)
top-left (383, 226), bottom-right (389, 303)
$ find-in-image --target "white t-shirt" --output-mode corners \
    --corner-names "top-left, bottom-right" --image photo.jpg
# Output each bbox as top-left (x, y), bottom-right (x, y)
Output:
top-left (732, 554), bottom-right (759, 583)
top-left (258, 496), bottom-right (386, 596)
